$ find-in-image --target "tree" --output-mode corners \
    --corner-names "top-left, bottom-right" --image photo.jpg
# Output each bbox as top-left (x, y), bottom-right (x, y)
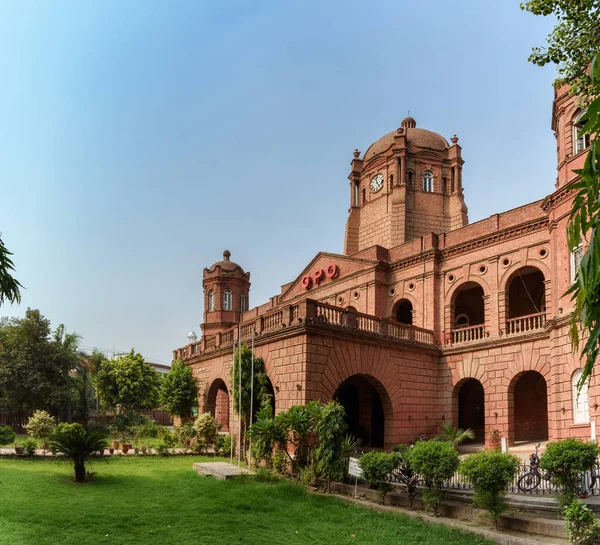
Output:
top-left (160, 359), bottom-right (198, 422)
top-left (0, 309), bottom-right (76, 418)
top-left (24, 410), bottom-right (56, 446)
top-left (49, 423), bottom-right (108, 482)
top-left (359, 451), bottom-right (399, 503)
top-left (314, 401), bottom-right (348, 491)
top-left (0, 235), bottom-right (23, 306)
top-left (521, 1), bottom-right (600, 384)
top-left (96, 349), bottom-right (160, 413)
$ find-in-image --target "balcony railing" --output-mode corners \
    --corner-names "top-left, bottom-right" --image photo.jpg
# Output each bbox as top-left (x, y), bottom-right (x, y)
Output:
top-left (505, 312), bottom-right (546, 336)
top-left (173, 299), bottom-right (436, 360)
top-left (450, 324), bottom-right (486, 345)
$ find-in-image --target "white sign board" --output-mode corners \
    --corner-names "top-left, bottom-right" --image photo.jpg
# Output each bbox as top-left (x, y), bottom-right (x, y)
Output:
top-left (348, 457), bottom-right (362, 478)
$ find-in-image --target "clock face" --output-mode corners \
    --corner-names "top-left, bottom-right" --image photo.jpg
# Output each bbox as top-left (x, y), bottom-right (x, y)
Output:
top-left (370, 173), bottom-right (384, 193)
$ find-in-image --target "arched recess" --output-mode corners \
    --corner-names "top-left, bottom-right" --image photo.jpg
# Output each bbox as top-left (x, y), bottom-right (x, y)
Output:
top-left (207, 379), bottom-right (230, 432)
top-left (333, 374), bottom-right (392, 448)
top-left (392, 299), bottom-right (413, 325)
top-left (451, 281), bottom-right (485, 328)
top-left (509, 370), bottom-right (548, 442)
top-left (454, 378), bottom-right (485, 443)
top-left (505, 266), bottom-right (546, 320)
top-left (253, 374), bottom-right (276, 421)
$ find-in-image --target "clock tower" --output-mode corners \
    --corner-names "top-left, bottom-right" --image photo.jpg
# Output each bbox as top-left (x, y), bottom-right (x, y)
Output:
top-left (344, 117), bottom-right (468, 255)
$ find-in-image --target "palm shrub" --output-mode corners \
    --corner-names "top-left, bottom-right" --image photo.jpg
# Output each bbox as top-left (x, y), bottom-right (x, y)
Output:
top-left (24, 410), bottom-right (56, 448)
top-left (540, 439), bottom-right (600, 506)
top-left (408, 440), bottom-right (459, 515)
top-left (249, 405), bottom-right (283, 468)
top-left (0, 425), bottom-right (16, 446)
top-left (564, 499), bottom-right (600, 545)
top-left (276, 405), bottom-right (313, 475)
top-left (460, 450), bottom-right (520, 527)
top-left (439, 421), bottom-right (475, 446)
top-left (49, 423), bottom-right (108, 482)
top-left (392, 444), bottom-right (420, 509)
top-left (359, 451), bottom-right (399, 503)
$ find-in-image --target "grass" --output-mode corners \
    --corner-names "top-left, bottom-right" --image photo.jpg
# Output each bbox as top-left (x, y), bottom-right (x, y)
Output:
top-left (0, 457), bottom-right (494, 545)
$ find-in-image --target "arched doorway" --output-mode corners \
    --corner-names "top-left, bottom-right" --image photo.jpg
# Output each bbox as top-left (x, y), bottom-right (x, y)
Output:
top-left (207, 379), bottom-right (230, 432)
top-left (393, 300), bottom-right (413, 325)
top-left (511, 371), bottom-right (548, 442)
top-left (457, 379), bottom-right (485, 443)
top-left (333, 375), bottom-right (389, 448)
top-left (252, 375), bottom-right (276, 421)
top-left (507, 267), bottom-right (546, 319)
top-left (452, 282), bottom-right (485, 328)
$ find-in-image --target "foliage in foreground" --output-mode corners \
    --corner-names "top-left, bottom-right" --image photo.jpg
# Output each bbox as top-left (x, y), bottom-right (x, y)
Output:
top-left (540, 439), bottom-right (600, 506)
top-left (564, 498), bottom-right (600, 545)
top-left (49, 423), bottom-right (108, 482)
top-left (0, 235), bottom-right (23, 306)
top-left (460, 450), bottom-right (520, 526)
top-left (0, 425), bottom-right (16, 446)
top-left (359, 451), bottom-right (398, 502)
top-left (408, 440), bottom-right (459, 516)
top-left (439, 421), bottom-right (475, 446)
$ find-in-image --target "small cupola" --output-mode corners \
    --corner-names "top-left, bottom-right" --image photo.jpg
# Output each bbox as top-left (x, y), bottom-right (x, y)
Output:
top-left (401, 116), bottom-right (416, 129)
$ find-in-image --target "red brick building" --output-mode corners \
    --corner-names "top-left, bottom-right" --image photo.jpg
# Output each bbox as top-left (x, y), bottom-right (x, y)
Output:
top-left (174, 86), bottom-right (594, 449)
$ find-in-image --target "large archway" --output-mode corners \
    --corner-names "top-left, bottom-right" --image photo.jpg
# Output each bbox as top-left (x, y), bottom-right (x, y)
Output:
top-left (507, 266), bottom-right (546, 319)
top-left (206, 379), bottom-right (230, 432)
top-left (511, 371), bottom-right (548, 442)
top-left (457, 379), bottom-right (485, 443)
top-left (333, 375), bottom-right (389, 448)
top-left (452, 281), bottom-right (485, 328)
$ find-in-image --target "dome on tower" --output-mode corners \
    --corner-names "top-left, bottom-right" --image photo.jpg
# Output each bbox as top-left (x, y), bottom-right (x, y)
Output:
top-left (363, 118), bottom-right (449, 162)
top-left (206, 250), bottom-right (246, 274)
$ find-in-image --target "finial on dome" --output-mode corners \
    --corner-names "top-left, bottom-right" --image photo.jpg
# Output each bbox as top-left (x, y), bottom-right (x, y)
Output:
top-left (401, 116), bottom-right (416, 129)
top-left (223, 250), bottom-right (231, 261)
top-left (451, 134), bottom-right (459, 144)
top-left (353, 149), bottom-right (360, 159)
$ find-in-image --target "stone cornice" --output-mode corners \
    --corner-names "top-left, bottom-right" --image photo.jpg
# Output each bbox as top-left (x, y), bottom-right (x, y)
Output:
top-left (541, 185), bottom-right (574, 212)
top-left (441, 217), bottom-right (549, 260)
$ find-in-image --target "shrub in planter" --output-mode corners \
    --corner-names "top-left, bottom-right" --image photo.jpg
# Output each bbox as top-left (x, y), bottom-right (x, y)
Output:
top-left (540, 439), bottom-right (600, 506)
top-left (21, 438), bottom-right (38, 457)
top-left (460, 450), bottom-right (520, 527)
top-left (24, 410), bottom-right (56, 450)
top-left (0, 425), bottom-right (16, 446)
top-left (359, 451), bottom-right (399, 503)
top-left (408, 440), bottom-right (459, 515)
top-left (564, 499), bottom-right (600, 545)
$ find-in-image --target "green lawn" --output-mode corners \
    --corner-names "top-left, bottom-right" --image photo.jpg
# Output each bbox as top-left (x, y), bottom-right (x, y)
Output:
top-left (0, 457), bottom-right (493, 545)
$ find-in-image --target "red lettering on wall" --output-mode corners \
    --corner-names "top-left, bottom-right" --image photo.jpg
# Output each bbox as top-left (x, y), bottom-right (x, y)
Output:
top-left (313, 268), bottom-right (324, 286)
top-left (301, 275), bottom-right (312, 289)
top-left (325, 263), bottom-right (339, 279)
top-left (302, 264), bottom-right (340, 290)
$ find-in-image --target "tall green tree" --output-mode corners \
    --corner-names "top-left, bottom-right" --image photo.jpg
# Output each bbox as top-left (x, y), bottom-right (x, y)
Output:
top-left (160, 358), bottom-right (198, 422)
top-left (0, 309), bottom-right (76, 418)
top-left (96, 349), bottom-right (161, 413)
top-left (0, 235), bottom-right (23, 306)
top-left (522, 1), bottom-right (600, 384)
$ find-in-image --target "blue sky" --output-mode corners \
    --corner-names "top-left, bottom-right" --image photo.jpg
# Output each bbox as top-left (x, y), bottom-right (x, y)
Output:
top-left (0, 1), bottom-right (557, 363)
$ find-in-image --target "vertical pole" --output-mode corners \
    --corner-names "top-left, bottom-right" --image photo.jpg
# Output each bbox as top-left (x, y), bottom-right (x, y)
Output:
top-left (248, 328), bottom-right (255, 470)
top-left (238, 324), bottom-right (242, 467)
top-left (230, 334), bottom-right (235, 465)
top-left (592, 421), bottom-right (597, 442)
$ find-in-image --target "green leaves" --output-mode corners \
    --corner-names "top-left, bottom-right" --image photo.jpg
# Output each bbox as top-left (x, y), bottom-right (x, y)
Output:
top-left (160, 359), bottom-right (198, 421)
top-left (96, 349), bottom-right (161, 412)
top-left (0, 236), bottom-right (23, 306)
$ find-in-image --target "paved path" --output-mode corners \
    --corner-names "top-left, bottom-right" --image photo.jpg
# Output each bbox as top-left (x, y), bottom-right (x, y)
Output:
top-left (193, 462), bottom-right (254, 480)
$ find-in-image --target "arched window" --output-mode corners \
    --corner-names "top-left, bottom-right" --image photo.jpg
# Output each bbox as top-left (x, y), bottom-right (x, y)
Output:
top-left (455, 313), bottom-right (470, 328)
top-left (574, 112), bottom-right (591, 155)
top-left (422, 171), bottom-right (434, 193)
top-left (240, 294), bottom-right (246, 313)
top-left (223, 289), bottom-right (232, 311)
top-left (572, 369), bottom-right (589, 424)
top-left (208, 290), bottom-right (215, 312)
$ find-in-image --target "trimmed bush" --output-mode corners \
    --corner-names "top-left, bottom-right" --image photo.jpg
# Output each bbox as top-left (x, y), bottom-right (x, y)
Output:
top-left (460, 450), bottom-right (520, 526)
top-left (24, 410), bottom-right (56, 445)
top-left (359, 451), bottom-right (399, 502)
top-left (193, 413), bottom-right (220, 453)
top-left (540, 439), bottom-right (600, 505)
top-left (408, 440), bottom-right (459, 515)
top-left (21, 438), bottom-right (38, 457)
top-left (564, 499), bottom-right (600, 545)
top-left (0, 425), bottom-right (16, 446)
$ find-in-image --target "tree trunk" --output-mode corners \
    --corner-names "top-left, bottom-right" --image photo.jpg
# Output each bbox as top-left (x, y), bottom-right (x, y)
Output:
top-left (74, 461), bottom-right (86, 482)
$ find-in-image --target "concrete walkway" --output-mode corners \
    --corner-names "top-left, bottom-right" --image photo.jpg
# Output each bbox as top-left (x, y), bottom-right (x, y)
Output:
top-left (193, 462), bottom-right (254, 480)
